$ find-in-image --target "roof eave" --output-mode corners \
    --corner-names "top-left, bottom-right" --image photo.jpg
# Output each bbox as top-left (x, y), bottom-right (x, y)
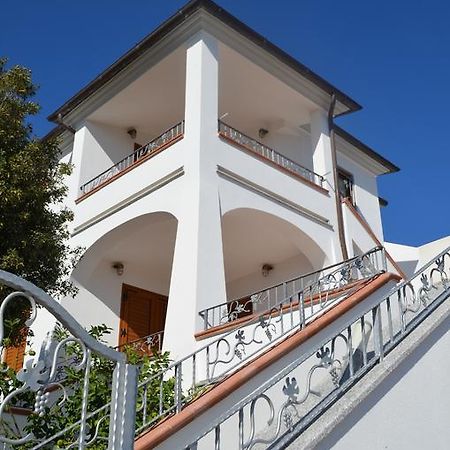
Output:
top-left (47, 0), bottom-right (361, 124)
top-left (334, 125), bottom-right (400, 175)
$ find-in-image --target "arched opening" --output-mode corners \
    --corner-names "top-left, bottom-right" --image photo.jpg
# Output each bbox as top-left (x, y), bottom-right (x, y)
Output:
top-left (67, 212), bottom-right (178, 348)
top-left (221, 208), bottom-right (326, 304)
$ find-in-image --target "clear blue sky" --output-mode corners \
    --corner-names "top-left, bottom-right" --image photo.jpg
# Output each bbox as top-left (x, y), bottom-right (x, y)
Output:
top-left (1, 0), bottom-right (448, 247)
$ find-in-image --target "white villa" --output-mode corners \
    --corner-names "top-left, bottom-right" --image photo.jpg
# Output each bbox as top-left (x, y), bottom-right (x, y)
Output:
top-left (1, 1), bottom-right (449, 449)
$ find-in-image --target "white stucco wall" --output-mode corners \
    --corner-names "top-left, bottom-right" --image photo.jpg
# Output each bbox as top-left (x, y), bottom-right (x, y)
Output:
top-left (263, 128), bottom-right (314, 172)
top-left (385, 235), bottom-right (450, 279)
top-left (78, 121), bottom-right (132, 186)
top-left (226, 253), bottom-right (314, 300)
top-left (337, 151), bottom-right (384, 242)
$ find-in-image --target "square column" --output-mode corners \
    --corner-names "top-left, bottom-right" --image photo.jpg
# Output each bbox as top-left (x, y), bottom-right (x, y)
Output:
top-left (66, 127), bottom-right (87, 229)
top-left (164, 32), bottom-right (227, 360)
top-left (310, 108), bottom-right (343, 263)
top-left (311, 108), bottom-right (335, 191)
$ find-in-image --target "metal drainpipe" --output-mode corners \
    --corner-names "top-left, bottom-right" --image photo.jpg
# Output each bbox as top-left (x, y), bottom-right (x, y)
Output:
top-left (328, 94), bottom-right (349, 261)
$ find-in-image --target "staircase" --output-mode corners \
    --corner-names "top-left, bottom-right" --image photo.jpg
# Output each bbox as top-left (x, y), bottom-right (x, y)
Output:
top-left (131, 248), bottom-right (386, 438)
top-left (135, 246), bottom-right (450, 449)
top-left (1, 246), bottom-right (448, 449)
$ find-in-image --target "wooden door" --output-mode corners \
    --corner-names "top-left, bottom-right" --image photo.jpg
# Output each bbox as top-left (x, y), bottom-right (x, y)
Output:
top-left (3, 335), bottom-right (26, 371)
top-left (118, 284), bottom-right (167, 351)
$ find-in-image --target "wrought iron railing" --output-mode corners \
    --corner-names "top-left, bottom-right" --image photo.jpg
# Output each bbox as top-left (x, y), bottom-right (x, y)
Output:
top-left (218, 121), bottom-right (324, 188)
top-left (199, 249), bottom-right (386, 331)
top-left (0, 271), bottom-right (138, 449)
top-left (134, 247), bottom-right (386, 436)
top-left (185, 247), bottom-right (450, 449)
top-left (115, 330), bottom-right (164, 355)
top-left (79, 121), bottom-right (184, 197)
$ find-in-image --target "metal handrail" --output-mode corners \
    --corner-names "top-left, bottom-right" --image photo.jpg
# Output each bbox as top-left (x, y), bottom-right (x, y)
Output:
top-left (198, 255), bottom-right (380, 331)
top-left (0, 270), bottom-right (137, 449)
top-left (79, 121), bottom-right (184, 196)
top-left (218, 121), bottom-right (324, 187)
top-left (135, 247), bottom-right (386, 435)
top-left (185, 246), bottom-right (450, 449)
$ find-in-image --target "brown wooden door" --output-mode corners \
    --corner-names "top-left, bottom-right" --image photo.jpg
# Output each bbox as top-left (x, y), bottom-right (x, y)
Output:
top-left (118, 284), bottom-right (167, 350)
top-left (3, 335), bottom-right (26, 372)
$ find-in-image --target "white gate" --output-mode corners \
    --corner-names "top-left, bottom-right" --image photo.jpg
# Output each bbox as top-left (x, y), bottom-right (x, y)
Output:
top-left (0, 270), bottom-right (137, 449)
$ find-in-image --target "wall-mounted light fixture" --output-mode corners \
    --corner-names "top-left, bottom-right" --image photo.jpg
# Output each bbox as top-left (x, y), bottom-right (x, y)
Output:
top-left (112, 262), bottom-right (124, 276)
top-left (127, 128), bottom-right (137, 140)
top-left (261, 263), bottom-right (274, 277)
top-left (258, 128), bottom-right (269, 139)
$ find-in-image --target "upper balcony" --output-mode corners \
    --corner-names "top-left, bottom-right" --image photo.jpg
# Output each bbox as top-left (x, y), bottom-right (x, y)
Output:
top-left (72, 38), bottom-right (332, 217)
top-left (77, 121), bottom-right (184, 201)
top-left (218, 121), bottom-right (325, 191)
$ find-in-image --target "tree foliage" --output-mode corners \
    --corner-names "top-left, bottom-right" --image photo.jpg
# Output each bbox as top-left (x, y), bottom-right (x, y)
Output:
top-left (0, 58), bottom-right (79, 344)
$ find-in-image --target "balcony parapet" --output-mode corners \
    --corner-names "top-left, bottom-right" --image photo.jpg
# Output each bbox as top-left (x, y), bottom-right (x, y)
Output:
top-left (76, 121), bottom-right (184, 203)
top-left (198, 246), bottom-right (387, 332)
top-left (218, 121), bottom-right (326, 193)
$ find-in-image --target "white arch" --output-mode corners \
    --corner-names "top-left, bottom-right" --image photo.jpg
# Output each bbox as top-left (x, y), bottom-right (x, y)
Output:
top-left (221, 207), bottom-right (327, 300)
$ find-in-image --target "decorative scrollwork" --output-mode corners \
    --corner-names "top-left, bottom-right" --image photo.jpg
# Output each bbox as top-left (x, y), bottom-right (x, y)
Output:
top-left (0, 274), bottom-right (126, 448)
top-left (400, 251), bottom-right (450, 318)
top-left (243, 334), bottom-right (348, 449)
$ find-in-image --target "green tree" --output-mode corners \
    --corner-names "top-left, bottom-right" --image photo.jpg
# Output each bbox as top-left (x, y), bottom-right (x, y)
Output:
top-left (0, 58), bottom-right (78, 344)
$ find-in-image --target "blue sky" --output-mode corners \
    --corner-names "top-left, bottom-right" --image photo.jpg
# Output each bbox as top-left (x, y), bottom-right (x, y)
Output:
top-left (1, 0), bottom-right (448, 247)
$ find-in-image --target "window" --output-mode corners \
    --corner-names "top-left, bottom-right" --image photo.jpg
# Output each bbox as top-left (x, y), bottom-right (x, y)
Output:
top-left (337, 169), bottom-right (354, 203)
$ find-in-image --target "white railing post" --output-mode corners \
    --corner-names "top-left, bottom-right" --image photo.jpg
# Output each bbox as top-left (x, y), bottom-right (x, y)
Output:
top-left (372, 305), bottom-right (384, 361)
top-left (109, 362), bottom-right (139, 450)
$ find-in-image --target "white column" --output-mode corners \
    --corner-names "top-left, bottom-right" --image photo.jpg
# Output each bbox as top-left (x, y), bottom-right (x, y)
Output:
top-left (310, 109), bottom-right (334, 190)
top-left (164, 32), bottom-right (227, 360)
top-left (65, 127), bottom-right (88, 232)
top-left (310, 109), bottom-right (342, 263)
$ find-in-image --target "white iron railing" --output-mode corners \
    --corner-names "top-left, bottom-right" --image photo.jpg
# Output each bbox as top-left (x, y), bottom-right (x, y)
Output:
top-left (0, 271), bottom-right (138, 450)
top-left (199, 249), bottom-right (386, 331)
top-left (115, 330), bottom-right (164, 355)
top-left (185, 247), bottom-right (450, 449)
top-left (134, 247), bottom-right (386, 436)
top-left (0, 247), bottom-right (389, 448)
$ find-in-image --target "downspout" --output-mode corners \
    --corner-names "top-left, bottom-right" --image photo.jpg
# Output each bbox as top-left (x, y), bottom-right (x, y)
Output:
top-left (328, 94), bottom-right (349, 260)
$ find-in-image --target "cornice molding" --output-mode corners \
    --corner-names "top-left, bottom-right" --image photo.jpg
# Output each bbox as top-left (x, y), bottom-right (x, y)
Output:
top-left (335, 134), bottom-right (389, 176)
top-left (217, 166), bottom-right (332, 229)
top-left (72, 166), bottom-right (185, 235)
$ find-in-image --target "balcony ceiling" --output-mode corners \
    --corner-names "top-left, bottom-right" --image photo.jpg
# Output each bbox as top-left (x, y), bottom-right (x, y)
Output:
top-left (88, 47), bottom-right (186, 139)
top-left (87, 42), bottom-right (319, 141)
top-left (74, 213), bottom-right (178, 296)
top-left (219, 44), bottom-right (319, 135)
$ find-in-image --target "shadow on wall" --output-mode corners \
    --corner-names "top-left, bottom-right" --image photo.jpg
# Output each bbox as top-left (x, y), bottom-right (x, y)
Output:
top-left (64, 212), bottom-right (178, 340)
top-left (221, 207), bottom-right (326, 301)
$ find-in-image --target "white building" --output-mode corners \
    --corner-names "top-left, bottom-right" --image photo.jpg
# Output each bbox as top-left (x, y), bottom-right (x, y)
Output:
top-left (42, 0), bottom-right (403, 356)
top-left (2, 1), bottom-right (449, 449)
